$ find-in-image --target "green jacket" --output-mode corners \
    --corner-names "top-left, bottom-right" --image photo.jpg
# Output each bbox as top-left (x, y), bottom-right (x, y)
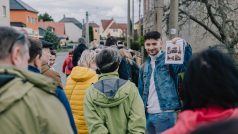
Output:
top-left (0, 66), bottom-right (73, 134)
top-left (84, 72), bottom-right (146, 134)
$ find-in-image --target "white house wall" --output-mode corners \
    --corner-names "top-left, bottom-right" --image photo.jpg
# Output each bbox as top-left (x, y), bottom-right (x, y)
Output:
top-left (64, 23), bottom-right (82, 42)
top-left (0, 0), bottom-right (10, 26)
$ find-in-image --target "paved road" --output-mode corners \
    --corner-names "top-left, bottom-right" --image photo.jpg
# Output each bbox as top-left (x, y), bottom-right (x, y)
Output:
top-left (54, 52), bottom-right (68, 87)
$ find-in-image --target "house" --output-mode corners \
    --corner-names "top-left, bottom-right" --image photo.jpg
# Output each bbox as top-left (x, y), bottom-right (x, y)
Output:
top-left (59, 16), bottom-right (82, 43)
top-left (38, 21), bottom-right (66, 37)
top-left (0, 0), bottom-right (10, 26)
top-left (89, 22), bottom-right (100, 42)
top-left (100, 19), bottom-right (127, 39)
top-left (38, 21), bottom-right (67, 46)
top-left (10, 0), bottom-right (39, 37)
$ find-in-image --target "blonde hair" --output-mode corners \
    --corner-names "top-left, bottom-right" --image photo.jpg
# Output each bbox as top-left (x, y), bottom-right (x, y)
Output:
top-left (78, 50), bottom-right (96, 68)
top-left (119, 49), bottom-right (133, 64)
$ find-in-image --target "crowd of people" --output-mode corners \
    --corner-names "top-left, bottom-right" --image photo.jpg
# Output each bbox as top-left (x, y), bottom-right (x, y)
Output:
top-left (1, 26), bottom-right (238, 134)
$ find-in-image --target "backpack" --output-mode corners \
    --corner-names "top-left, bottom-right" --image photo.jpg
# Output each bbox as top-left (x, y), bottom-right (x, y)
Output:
top-left (67, 58), bottom-right (74, 70)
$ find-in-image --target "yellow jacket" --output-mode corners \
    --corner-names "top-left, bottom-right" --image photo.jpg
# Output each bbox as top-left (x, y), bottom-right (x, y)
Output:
top-left (65, 66), bottom-right (98, 134)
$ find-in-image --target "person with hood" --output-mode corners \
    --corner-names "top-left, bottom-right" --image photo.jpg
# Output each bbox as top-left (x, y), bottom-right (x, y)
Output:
top-left (0, 27), bottom-right (73, 134)
top-left (84, 48), bottom-right (146, 134)
top-left (28, 38), bottom-right (77, 134)
top-left (104, 37), bottom-right (138, 86)
top-left (65, 50), bottom-right (98, 134)
top-left (163, 48), bottom-right (238, 134)
top-left (62, 50), bottom-right (73, 77)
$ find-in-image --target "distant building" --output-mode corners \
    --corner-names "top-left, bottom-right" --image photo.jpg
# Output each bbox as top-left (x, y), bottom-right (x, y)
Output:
top-left (0, 0), bottom-right (10, 26)
top-left (59, 16), bottom-right (82, 43)
top-left (100, 19), bottom-right (127, 39)
top-left (38, 21), bottom-right (68, 46)
top-left (10, 0), bottom-right (39, 37)
top-left (89, 22), bottom-right (100, 42)
top-left (38, 21), bottom-right (66, 37)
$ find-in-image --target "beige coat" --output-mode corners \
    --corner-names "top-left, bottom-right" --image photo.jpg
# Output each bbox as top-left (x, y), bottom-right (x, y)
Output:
top-left (41, 63), bottom-right (62, 87)
top-left (0, 66), bottom-right (73, 134)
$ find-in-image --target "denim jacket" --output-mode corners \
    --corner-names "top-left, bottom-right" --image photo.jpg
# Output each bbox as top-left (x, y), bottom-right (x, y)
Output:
top-left (138, 44), bottom-right (192, 111)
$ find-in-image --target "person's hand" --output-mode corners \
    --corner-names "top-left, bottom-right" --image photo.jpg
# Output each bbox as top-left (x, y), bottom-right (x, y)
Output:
top-left (171, 37), bottom-right (183, 44)
top-left (171, 37), bottom-right (188, 46)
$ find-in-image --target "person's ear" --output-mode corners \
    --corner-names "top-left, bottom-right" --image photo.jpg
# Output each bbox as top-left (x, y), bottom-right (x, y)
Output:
top-left (34, 54), bottom-right (42, 69)
top-left (10, 46), bottom-right (23, 66)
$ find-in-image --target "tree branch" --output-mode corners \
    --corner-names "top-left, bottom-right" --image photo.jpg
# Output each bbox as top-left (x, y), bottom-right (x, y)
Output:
top-left (179, 9), bottom-right (223, 43)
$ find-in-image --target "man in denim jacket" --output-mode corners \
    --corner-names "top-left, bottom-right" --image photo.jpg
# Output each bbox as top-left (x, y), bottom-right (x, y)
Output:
top-left (138, 31), bottom-right (192, 134)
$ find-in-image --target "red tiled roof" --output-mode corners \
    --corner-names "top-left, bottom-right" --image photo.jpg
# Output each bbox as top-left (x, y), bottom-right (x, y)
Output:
top-left (89, 22), bottom-right (99, 28)
top-left (101, 19), bottom-right (113, 30)
top-left (109, 22), bottom-right (127, 31)
top-left (38, 21), bottom-right (65, 36)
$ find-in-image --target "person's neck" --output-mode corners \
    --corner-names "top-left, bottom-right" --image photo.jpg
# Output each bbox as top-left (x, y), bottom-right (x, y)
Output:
top-left (28, 63), bottom-right (38, 69)
top-left (149, 51), bottom-right (161, 61)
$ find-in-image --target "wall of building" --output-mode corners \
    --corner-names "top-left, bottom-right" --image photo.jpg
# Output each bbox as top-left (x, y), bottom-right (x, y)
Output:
top-left (143, 0), bottom-right (221, 53)
top-left (93, 27), bottom-right (100, 42)
top-left (10, 10), bottom-right (38, 31)
top-left (64, 23), bottom-right (82, 42)
top-left (0, 0), bottom-right (10, 26)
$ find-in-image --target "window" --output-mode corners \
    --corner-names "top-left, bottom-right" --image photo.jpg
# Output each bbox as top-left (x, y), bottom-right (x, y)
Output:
top-left (2, 6), bottom-right (6, 17)
top-left (28, 16), bottom-right (30, 23)
top-left (113, 29), bottom-right (118, 32)
top-left (32, 18), bottom-right (35, 24)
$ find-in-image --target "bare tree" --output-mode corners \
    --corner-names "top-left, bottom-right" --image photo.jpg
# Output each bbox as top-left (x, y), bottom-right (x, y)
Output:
top-left (164, 0), bottom-right (238, 53)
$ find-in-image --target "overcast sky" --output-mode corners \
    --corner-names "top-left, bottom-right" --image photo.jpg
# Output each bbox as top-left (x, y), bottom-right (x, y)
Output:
top-left (23, 0), bottom-right (140, 24)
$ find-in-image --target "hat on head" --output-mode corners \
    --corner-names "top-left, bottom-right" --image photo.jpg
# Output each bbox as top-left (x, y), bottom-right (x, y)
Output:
top-left (40, 39), bottom-right (53, 49)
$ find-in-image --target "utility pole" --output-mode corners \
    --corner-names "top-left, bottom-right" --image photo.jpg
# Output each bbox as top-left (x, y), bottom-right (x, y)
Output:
top-left (139, 0), bottom-right (144, 63)
top-left (86, 11), bottom-right (89, 46)
top-left (138, 0), bottom-right (141, 37)
top-left (156, 0), bottom-right (164, 33)
top-left (132, 0), bottom-right (135, 40)
top-left (169, 0), bottom-right (179, 39)
top-left (127, 0), bottom-right (131, 48)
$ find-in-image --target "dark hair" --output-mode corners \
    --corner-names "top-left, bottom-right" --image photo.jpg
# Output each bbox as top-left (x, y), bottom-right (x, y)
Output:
top-left (50, 50), bottom-right (56, 56)
top-left (105, 36), bottom-right (117, 46)
top-left (28, 38), bottom-right (42, 63)
top-left (0, 27), bottom-right (28, 59)
top-left (182, 48), bottom-right (238, 110)
top-left (191, 119), bottom-right (238, 134)
top-left (96, 48), bottom-right (121, 73)
top-left (144, 31), bottom-right (161, 41)
top-left (72, 43), bottom-right (87, 66)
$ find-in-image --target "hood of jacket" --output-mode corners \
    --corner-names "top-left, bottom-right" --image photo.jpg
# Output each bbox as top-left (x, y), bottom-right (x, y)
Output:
top-left (70, 66), bottom-right (97, 82)
top-left (163, 107), bottom-right (238, 134)
top-left (0, 66), bottom-right (57, 113)
top-left (91, 72), bottom-right (131, 108)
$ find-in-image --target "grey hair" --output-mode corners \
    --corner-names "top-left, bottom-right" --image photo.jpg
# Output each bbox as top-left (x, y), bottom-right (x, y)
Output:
top-left (78, 49), bottom-right (96, 68)
top-left (0, 27), bottom-right (28, 59)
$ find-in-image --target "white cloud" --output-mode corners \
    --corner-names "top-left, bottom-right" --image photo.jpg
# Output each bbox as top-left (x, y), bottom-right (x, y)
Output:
top-left (22, 0), bottom-right (140, 23)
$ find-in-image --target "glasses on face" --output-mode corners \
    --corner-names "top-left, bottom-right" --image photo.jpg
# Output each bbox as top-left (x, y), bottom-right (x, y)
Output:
top-left (8, 34), bottom-right (25, 53)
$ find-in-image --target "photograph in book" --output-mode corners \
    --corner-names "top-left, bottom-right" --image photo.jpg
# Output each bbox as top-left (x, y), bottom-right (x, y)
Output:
top-left (165, 39), bottom-right (184, 64)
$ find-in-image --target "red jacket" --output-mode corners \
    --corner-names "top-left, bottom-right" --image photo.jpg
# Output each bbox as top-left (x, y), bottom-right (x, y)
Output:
top-left (163, 107), bottom-right (238, 134)
top-left (62, 55), bottom-right (73, 75)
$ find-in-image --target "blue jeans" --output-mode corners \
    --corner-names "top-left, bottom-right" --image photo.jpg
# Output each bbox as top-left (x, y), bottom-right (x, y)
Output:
top-left (146, 112), bottom-right (177, 134)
